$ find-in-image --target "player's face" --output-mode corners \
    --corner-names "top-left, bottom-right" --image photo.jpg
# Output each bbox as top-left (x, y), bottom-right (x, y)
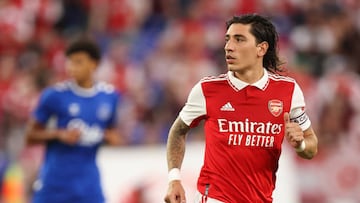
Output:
top-left (66, 52), bottom-right (97, 85)
top-left (224, 23), bottom-right (261, 73)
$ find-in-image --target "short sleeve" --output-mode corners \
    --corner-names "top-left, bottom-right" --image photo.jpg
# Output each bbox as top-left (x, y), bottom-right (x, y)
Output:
top-left (106, 92), bottom-right (121, 128)
top-left (179, 81), bottom-right (207, 127)
top-left (33, 88), bottom-right (56, 125)
top-left (290, 82), bottom-right (311, 131)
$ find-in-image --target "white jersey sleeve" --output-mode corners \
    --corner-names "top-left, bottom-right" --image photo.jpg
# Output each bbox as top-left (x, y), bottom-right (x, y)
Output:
top-left (290, 82), bottom-right (311, 131)
top-left (179, 81), bottom-right (207, 126)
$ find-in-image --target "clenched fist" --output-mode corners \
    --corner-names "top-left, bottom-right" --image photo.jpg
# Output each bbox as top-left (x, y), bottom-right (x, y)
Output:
top-left (284, 112), bottom-right (304, 149)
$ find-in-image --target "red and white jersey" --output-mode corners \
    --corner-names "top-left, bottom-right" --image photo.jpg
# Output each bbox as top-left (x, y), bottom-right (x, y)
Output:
top-left (179, 69), bottom-right (311, 203)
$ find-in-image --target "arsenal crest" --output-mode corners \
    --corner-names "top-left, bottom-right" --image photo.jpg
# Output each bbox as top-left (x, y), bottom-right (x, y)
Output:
top-left (268, 100), bottom-right (283, 117)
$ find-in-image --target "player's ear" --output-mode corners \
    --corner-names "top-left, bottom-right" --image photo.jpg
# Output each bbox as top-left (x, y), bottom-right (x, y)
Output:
top-left (256, 41), bottom-right (268, 57)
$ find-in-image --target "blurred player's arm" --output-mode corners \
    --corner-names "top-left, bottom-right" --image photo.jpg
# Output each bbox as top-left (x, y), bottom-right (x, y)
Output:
top-left (25, 119), bottom-right (80, 145)
top-left (104, 128), bottom-right (125, 146)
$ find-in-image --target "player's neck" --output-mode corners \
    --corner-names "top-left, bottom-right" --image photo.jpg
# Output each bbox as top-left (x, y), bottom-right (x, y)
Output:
top-left (233, 67), bottom-right (264, 84)
top-left (75, 79), bottom-right (94, 89)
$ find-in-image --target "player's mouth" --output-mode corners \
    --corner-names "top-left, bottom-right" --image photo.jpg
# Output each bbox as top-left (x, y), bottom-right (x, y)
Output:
top-left (226, 55), bottom-right (236, 63)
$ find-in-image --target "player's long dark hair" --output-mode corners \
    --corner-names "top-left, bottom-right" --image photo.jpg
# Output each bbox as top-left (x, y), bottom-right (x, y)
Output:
top-left (226, 14), bottom-right (284, 73)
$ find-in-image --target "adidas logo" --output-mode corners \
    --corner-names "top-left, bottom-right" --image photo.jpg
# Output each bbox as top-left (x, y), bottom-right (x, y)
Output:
top-left (220, 102), bottom-right (235, 111)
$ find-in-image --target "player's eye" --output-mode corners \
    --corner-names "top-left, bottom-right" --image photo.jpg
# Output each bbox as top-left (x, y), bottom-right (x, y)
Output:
top-left (235, 37), bottom-right (245, 42)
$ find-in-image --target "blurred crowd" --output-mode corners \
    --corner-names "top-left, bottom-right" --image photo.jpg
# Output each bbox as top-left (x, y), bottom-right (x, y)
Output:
top-left (0, 0), bottom-right (360, 202)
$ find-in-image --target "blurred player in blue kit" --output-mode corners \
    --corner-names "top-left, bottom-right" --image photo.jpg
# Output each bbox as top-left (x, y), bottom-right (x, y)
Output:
top-left (25, 39), bottom-right (122, 203)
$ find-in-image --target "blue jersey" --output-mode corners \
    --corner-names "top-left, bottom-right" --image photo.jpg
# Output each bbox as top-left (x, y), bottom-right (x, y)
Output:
top-left (32, 81), bottom-right (120, 203)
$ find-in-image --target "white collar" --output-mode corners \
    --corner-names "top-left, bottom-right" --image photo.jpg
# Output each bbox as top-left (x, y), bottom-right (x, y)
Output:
top-left (68, 80), bottom-right (98, 97)
top-left (227, 69), bottom-right (269, 91)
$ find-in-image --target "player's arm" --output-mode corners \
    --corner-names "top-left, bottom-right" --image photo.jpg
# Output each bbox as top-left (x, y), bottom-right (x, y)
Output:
top-left (167, 116), bottom-right (190, 171)
top-left (164, 116), bottom-right (190, 203)
top-left (25, 119), bottom-right (56, 145)
top-left (286, 82), bottom-right (318, 159)
top-left (25, 119), bottom-right (80, 145)
top-left (297, 126), bottom-right (318, 159)
top-left (284, 113), bottom-right (318, 159)
top-left (103, 128), bottom-right (125, 146)
top-left (165, 81), bottom-right (205, 203)
top-left (103, 91), bottom-right (127, 146)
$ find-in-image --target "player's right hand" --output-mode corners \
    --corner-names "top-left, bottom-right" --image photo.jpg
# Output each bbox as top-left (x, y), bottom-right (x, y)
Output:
top-left (164, 180), bottom-right (186, 203)
top-left (57, 129), bottom-right (81, 145)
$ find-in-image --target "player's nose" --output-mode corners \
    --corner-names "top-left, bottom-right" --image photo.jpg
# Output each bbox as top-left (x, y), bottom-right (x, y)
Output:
top-left (224, 41), bottom-right (235, 53)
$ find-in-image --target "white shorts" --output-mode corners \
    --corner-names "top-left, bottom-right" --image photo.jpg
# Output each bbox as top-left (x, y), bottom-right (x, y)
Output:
top-left (194, 191), bottom-right (224, 203)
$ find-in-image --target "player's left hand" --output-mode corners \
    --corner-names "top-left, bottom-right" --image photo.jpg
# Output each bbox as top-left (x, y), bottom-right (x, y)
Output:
top-left (284, 112), bottom-right (304, 149)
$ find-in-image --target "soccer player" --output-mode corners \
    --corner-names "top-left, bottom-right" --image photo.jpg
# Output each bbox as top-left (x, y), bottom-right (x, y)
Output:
top-left (25, 39), bottom-right (122, 203)
top-left (164, 14), bottom-right (318, 203)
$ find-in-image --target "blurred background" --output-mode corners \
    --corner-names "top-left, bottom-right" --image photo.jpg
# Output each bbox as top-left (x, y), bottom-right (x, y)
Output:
top-left (0, 0), bottom-right (360, 202)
